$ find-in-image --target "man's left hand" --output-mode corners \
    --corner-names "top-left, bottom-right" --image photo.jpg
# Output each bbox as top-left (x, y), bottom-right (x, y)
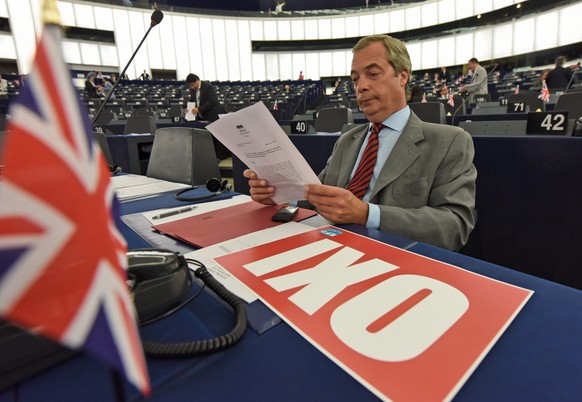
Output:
top-left (304, 184), bottom-right (368, 225)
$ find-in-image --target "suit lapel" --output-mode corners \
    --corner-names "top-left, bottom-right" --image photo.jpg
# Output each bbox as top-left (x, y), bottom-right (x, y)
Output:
top-left (369, 112), bottom-right (423, 200)
top-left (337, 125), bottom-right (369, 188)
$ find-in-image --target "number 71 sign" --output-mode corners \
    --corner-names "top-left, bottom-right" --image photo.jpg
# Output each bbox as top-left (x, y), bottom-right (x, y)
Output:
top-left (216, 226), bottom-right (533, 402)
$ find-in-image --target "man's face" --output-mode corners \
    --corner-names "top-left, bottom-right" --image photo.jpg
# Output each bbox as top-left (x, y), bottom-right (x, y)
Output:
top-left (188, 80), bottom-right (200, 90)
top-left (468, 61), bottom-right (477, 72)
top-left (351, 41), bottom-right (408, 123)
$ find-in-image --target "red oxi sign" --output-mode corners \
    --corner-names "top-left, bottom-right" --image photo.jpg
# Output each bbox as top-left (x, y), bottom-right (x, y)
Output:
top-left (216, 227), bottom-right (533, 401)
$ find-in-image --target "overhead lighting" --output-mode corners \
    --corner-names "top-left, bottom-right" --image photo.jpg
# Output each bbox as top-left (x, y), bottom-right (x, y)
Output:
top-left (477, 14), bottom-right (482, 19)
top-left (516, 3), bottom-right (522, 8)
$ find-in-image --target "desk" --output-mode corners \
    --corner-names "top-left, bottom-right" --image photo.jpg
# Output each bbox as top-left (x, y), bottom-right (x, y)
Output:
top-left (103, 120), bottom-right (207, 135)
top-left (1, 193), bottom-right (581, 401)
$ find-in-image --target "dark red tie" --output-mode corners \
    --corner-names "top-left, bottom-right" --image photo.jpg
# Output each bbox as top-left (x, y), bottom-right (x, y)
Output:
top-left (346, 123), bottom-right (383, 199)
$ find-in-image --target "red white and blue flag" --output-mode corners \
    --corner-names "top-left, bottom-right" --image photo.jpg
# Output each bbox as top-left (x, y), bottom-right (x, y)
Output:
top-left (0, 24), bottom-right (150, 395)
top-left (538, 80), bottom-right (550, 102)
top-left (421, 93), bottom-right (427, 103)
top-left (514, 84), bottom-right (519, 94)
top-left (447, 92), bottom-right (455, 107)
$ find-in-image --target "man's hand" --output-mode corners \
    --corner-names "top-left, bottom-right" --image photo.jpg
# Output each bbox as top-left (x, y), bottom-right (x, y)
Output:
top-left (304, 184), bottom-right (369, 225)
top-left (459, 86), bottom-right (467, 93)
top-left (243, 169), bottom-right (276, 205)
top-left (191, 107), bottom-right (199, 115)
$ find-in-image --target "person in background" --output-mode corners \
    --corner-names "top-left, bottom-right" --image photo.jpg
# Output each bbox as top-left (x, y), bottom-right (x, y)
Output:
top-left (438, 66), bottom-right (450, 83)
top-left (298, 71), bottom-right (304, 80)
top-left (408, 85), bottom-right (424, 103)
top-left (244, 34), bottom-right (476, 251)
top-left (185, 73), bottom-right (229, 159)
top-left (0, 74), bottom-right (7, 95)
top-left (545, 56), bottom-right (574, 90)
top-left (532, 70), bottom-right (549, 88)
top-left (139, 70), bottom-right (151, 80)
top-left (459, 57), bottom-right (488, 102)
top-left (85, 75), bottom-right (103, 98)
top-left (102, 76), bottom-right (115, 99)
top-left (274, 1), bottom-right (286, 14)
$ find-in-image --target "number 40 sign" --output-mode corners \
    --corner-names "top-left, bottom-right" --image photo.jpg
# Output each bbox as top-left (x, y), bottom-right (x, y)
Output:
top-left (216, 226), bottom-right (533, 402)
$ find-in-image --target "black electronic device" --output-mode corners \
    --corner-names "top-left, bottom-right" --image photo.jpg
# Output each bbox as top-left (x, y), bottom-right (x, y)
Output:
top-left (272, 205), bottom-right (299, 222)
top-left (175, 177), bottom-right (231, 202)
top-left (126, 249), bottom-right (192, 323)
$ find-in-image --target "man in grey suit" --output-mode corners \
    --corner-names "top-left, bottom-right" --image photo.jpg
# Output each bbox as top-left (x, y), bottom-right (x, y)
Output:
top-left (459, 58), bottom-right (488, 102)
top-left (244, 35), bottom-right (476, 251)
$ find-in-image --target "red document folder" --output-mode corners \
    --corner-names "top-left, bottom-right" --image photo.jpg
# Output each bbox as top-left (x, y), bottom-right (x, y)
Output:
top-left (152, 201), bottom-right (317, 248)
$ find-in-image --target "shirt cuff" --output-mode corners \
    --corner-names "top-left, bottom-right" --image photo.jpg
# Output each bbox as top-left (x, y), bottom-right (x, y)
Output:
top-left (365, 203), bottom-right (380, 229)
top-left (288, 201), bottom-right (298, 207)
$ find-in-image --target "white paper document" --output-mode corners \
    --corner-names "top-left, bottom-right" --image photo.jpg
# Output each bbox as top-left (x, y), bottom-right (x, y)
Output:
top-left (206, 102), bottom-right (322, 204)
top-left (184, 221), bottom-right (315, 303)
top-left (185, 101), bottom-right (197, 121)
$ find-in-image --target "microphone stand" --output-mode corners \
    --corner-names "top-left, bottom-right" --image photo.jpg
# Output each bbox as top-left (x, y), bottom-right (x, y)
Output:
top-left (91, 13), bottom-right (163, 127)
top-left (452, 63), bottom-right (498, 126)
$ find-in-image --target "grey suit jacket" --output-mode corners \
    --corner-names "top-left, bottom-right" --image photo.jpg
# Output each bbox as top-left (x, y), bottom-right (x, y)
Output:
top-left (319, 112), bottom-right (477, 251)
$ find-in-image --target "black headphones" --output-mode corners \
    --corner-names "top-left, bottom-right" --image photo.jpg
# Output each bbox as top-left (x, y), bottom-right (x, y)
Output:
top-left (175, 178), bottom-right (231, 201)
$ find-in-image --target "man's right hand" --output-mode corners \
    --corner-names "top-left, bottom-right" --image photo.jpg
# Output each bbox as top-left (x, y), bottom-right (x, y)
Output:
top-left (243, 169), bottom-right (276, 205)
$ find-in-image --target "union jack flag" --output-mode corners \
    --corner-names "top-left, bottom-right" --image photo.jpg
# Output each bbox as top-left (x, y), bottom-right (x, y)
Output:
top-left (421, 93), bottom-right (427, 103)
top-left (0, 24), bottom-right (150, 395)
top-left (514, 84), bottom-right (520, 94)
top-left (273, 99), bottom-right (278, 110)
top-left (448, 92), bottom-right (455, 107)
top-left (538, 80), bottom-right (550, 102)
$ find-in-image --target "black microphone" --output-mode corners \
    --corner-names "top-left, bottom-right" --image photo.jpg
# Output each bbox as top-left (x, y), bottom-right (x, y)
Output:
top-left (91, 10), bottom-right (164, 127)
top-left (452, 63), bottom-right (498, 125)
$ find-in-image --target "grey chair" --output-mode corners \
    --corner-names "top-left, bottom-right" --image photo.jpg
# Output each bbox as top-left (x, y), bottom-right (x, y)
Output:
top-left (314, 107), bottom-right (353, 132)
top-left (146, 127), bottom-right (220, 185)
top-left (409, 102), bottom-right (446, 124)
top-left (554, 92), bottom-right (582, 120)
top-left (124, 115), bottom-right (157, 135)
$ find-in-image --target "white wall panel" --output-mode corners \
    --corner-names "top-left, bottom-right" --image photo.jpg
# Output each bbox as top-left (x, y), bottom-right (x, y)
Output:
top-left (331, 17), bottom-right (345, 39)
top-left (438, 0), bottom-right (455, 24)
top-left (249, 20), bottom-right (263, 41)
top-left (304, 19), bottom-right (318, 40)
top-left (29, 0), bottom-right (42, 39)
top-left (279, 53), bottom-right (292, 80)
top-left (146, 12), bottom-right (163, 70)
top-left (73, 3), bottom-right (95, 29)
top-left (305, 52), bottom-right (320, 80)
top-left (198, 18), bottom-right (216, 80)
top-left (405, 6), bottom-right (421, 30)
top-left (56, 1), bottom-right (75, 26)
top-left (61, 41), bottom-right (80, 64)
top-left (237, 20), bottom-right (252, 81)
top-left (455, 0), bottom-right (473, 20)
top-left (80, 42), bottom-right (100, 65)
top-left (113, 9), bottom-right (132, 77)
top-left (421, 3), bottom-right (438, 28)
top-left (225, 20), bottom-right (241, 81)
top-left (0, 0), bottom-right (7, 17)
top-left (277, 20), bottom-right (291, 40)
top-left (420, 39), bottom-right (438, 70)
top-left (7, 0), bottom-right (37, 74)
top-left (263, 20), bottom-right (277, 40)
top-left (359, 15), bottom-right (374, 36)
top-left (474, 0), bottom-right (493, 15)
top-left (332, 51), bottom-right (346, 77)
top-left (438, 37), bottom-right (455, 67)
top-left (389, 9), bottom-right (405, 33)
top-left (265, 53), bottom-right (279, 81)
top-left (559, 3), bottom-right (582, 46)
top-left (318, 18), bottom-right (332, 39)
top-left (93, 6), bottom-right (114, 31)
top-left (454, 32), bottom-right (473, 65)
top-left (172, 15), bottom-right (189, 80)
top-left (513, 17), bottom-right (535, 55)
top-left (493, 23), bottom-right (513, 58)
top-left (493, 0), bottom-right (514, 9)
top-left (474, 28), bottom-right (493, 62)
top-left (99, 44), bottom-right (118, 67)
top-left (374, 12), bottom-right (389, 34)
top-left (535, 11), bottom-right (558, 50)
top-left (212, 19), bottom-right (228, 80)
top-left (345, 16), bottom-right (359, 38)
top-left (251, 53), bottom-right (266, 81)
top-left (292, 53), bottom-right (306, 80)
top-left (0, 34), bottom-right (16, 59)
top-left (186, 17), bottom-right (203, 79)
top-left (319, 52), bottom-right (333, 77)
top-left (291, 20), bottom-right (305, 40)
top-left (406, 42), bottom-right (421, 73)
top-left (128, 11), bottom-right (150, 75)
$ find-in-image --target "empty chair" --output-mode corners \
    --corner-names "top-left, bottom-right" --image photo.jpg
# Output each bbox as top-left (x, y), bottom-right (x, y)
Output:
top-left (314, 107), bottom-right (353, 133)
top-left (554, 92), bottom-right (582, 120)
top-left (507, 93), bottom-right (545, 112)
top-left (409, 102), bottom-right (446, 124)
top-left (146, 127), bottom-right (220, 185)
top-left (124, 115), bottom-right (157, 135)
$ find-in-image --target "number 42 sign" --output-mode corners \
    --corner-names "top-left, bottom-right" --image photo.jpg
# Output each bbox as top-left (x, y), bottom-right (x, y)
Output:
top-left (216, 227), bottom-right (533, 402)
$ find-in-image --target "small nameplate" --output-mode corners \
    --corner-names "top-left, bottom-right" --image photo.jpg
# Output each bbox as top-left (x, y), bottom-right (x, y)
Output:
top-left (526, 111), bottom-right (569, 135)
